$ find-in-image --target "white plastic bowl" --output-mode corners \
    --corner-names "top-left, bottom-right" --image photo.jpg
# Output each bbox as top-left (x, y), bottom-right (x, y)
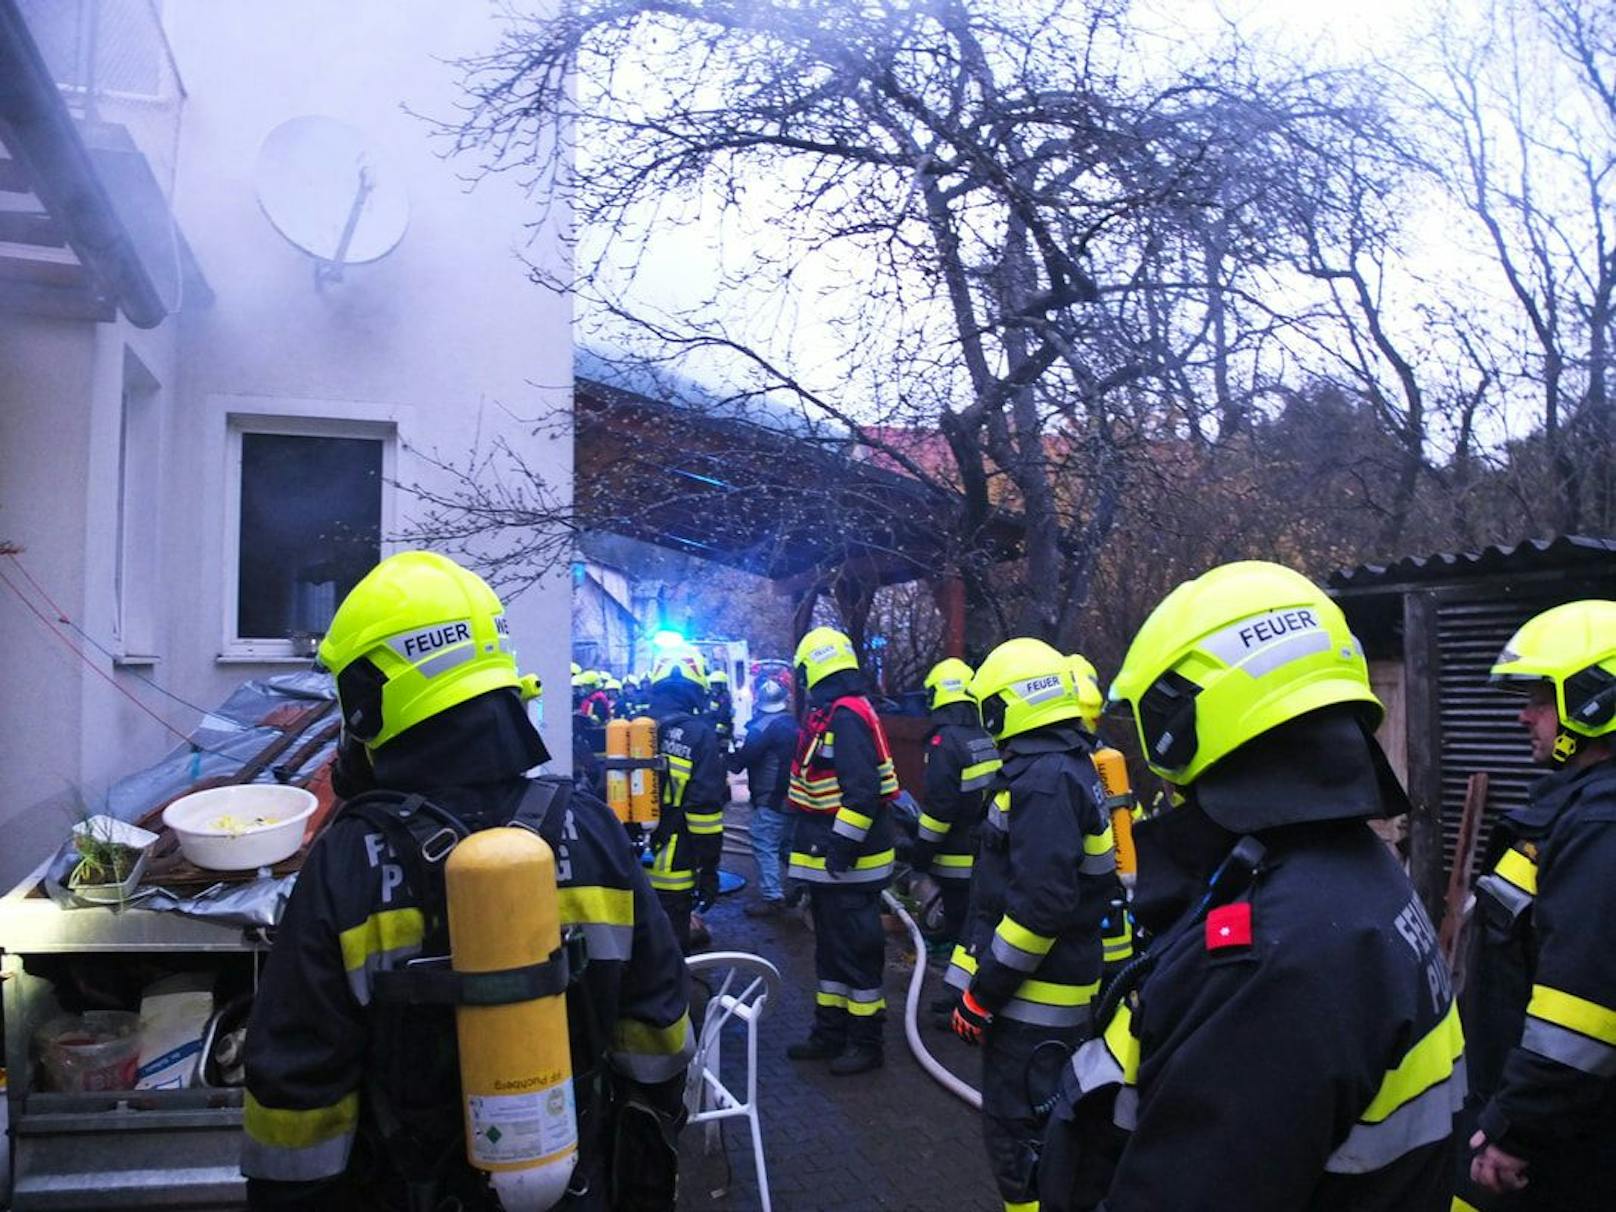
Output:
top-left (162, 785), bottom-right (318, 871)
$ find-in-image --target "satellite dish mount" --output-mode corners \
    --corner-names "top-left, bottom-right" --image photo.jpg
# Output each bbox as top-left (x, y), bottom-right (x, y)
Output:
top-left (255, 116), bottom-right (410, 290)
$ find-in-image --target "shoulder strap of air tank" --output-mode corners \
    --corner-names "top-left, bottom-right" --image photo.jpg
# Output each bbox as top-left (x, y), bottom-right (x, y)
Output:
top-left (337, 791), bottom-right (469, 929)
top-left (509, 776), bottom-right (573, 838)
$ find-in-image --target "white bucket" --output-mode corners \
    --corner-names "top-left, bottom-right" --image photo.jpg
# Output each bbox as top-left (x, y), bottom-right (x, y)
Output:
top-left (162, 784), bottom-right (318, 871)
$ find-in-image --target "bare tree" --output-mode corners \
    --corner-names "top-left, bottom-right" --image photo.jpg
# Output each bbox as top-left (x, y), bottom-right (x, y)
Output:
top-left (1409, 0), bottom-right (1616, 530)
top-left (435, 0), bottom-right (1385, 643)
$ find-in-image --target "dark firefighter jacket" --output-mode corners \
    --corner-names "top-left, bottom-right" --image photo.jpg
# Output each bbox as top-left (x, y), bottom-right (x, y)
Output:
top-left (914, 701), bottom-right (1001, 882)
top-left (787, 668), bottom-right (897, 887)
top-left (728, 709), bottom-right (797, 811)
top-left (646, 678), bottom-right (727, 892)
top-left (944, 722), bottom-right (1113, 1028)
top-left (1045, 709), bottom-right (1460, 1212)
top-left (1465, 755), bottom-right (1616, 1164)
top-left (242, 691), bottom-right (692, 1201)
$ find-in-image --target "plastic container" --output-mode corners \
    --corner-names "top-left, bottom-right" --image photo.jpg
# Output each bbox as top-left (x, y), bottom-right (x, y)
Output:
top-left (35, 1011), bottom-right (142, 1092)
top-left (162, 784), bottom-right (318, 871)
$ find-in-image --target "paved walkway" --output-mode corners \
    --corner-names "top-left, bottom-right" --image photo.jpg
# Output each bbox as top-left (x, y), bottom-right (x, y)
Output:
top-left (677, 802), bottom-right (1002, 1212)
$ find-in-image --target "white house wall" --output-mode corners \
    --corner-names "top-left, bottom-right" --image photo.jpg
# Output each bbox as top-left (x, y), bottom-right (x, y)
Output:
top-left (0, 1), bottom-right (572, 889)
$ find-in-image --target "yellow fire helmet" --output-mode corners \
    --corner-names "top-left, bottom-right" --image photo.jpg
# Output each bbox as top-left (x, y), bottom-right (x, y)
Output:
top-left (318, 551), bottom-right (521, 750)
top-left (794, 626), bottom-right (859, 689)
top-left (1066, 653), bottom-right (1104, 730)
top-left (650, 645), bottom-right (708, 690)
top-left (571, 669), bottom-right (601, 690)
top-left (970, 638), bottom-right (1087, 740)
top-left (707, 668), bottom-right (730, 687)
top-left (924, 657), bottom-right (976, 711)
top-left (570, 661), bottom-right (581, 677)
top-left (1491, 599), bottom-right (1616, 762)
top-left (602, 676), bottom-right (623, 693)
top-left (1109, 560), bottom-right (1379, 784)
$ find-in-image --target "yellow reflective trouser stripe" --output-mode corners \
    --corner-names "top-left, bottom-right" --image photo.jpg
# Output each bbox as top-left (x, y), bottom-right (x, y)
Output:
top-left (997, 915), bottom-right (1056, 956)
top-left (817, 989), bottom-right (887, 1016)
top-left (1360, 1001), bottom-right (1464, 1122)
top-left (838, 808), bottom-right (874, 831)
top-left (952, 949), bottom-right (978, 976)
top-left (1528, 984), bottom-right (1616, 1045)
top-left (558, 885), bottom-right (634, 927)
top-left (1083, 824), bottom-right (1115, 855)
top-left (1104, 1003), bottom-right (1140, 1084)
top-left (918, 812), bottom-right (950, 836)
top-left (1494, 846), bottom-right (1537, 896)
top-left (933, 852), bottom-right (973, 868)
top-left (791, 848), bottom-right (896, 871)
top-left (1005, 1201), bottom-right (1039, 1212)
top-left (1452, 1200), bottom-right (1482, 1211)
top-left (244, 1090), bottom-right (359, 1149)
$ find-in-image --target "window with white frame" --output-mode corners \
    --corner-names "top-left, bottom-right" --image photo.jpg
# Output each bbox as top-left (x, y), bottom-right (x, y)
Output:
top-left (226, 416), bottom-right (394, 657)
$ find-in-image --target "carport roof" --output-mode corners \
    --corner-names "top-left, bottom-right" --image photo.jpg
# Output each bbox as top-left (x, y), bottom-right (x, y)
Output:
top-left (574, 375), bottom-right (1023, 587)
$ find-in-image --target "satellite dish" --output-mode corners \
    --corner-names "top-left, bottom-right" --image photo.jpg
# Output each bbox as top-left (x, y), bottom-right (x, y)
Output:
top-left (255, 116), bottom-right (410, 285)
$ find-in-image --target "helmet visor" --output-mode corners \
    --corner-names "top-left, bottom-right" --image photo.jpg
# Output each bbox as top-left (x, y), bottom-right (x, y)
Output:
top-left (1136, 670), bottom-right (1201, 772)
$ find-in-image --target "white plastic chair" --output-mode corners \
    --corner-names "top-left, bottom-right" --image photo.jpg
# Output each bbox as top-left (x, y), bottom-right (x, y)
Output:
top-left (684, 951), bottom-right (782, 1212)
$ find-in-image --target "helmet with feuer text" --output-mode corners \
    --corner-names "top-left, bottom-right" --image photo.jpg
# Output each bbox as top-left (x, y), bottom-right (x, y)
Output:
top-left (318, 551), bottom-right (522, 750)
top-left (1108, 561), bottom-right (1380, 784)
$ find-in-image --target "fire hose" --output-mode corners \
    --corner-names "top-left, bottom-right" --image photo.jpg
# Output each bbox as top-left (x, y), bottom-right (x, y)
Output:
top-left (881, 888), bottom-right (983, 1109)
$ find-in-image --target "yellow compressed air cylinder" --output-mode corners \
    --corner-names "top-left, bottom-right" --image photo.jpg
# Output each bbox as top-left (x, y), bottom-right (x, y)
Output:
top-left (629, 716), bottom-right (659, 824)
top-left (447, 828), bottom-right (576, 1212)
top-left (1093, 747), bottom-right (1138, 877)
top-left (605, 718), bottom-right (632, 822)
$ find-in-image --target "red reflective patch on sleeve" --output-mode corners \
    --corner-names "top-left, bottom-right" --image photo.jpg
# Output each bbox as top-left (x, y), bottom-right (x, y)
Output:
top-left (930, 735), bottom-right (943, 746)
top-left (1205, 902), bottom-right (1252, 950)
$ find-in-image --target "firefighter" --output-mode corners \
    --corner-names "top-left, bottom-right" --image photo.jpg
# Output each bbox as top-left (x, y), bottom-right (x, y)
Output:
top-left (914, 658), bottom-right (1001, 950)
top-left (601, 674), bottom-right (625, 719)
top-left (1458, 599), bottom-right (1616, 1210)
top-left (242, 551), bottom-right (691, 1211)
top-left (644, 645), bottom-right (727, 953)
top-left (1040, 560), bottom-right (1460, 1211)
top-left (707, 667), bottom-right (736, 750)
top-left (943, 638), bottom-right (1114, 1212)
top-left (785, 625), bottom-right (899, 1076)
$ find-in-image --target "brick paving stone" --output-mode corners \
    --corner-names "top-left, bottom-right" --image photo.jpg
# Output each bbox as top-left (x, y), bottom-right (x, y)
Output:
top-left (677, 802), bottom-right (1003, 1212)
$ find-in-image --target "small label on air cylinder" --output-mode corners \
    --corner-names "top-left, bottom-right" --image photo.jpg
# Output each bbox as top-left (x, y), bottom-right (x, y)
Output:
top-left (467, 1081), bottom-right (577, 1165)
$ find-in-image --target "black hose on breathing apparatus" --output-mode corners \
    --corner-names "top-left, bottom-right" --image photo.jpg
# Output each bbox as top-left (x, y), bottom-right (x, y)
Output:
top-left (1026, 835), bottom-right (1269, 1120)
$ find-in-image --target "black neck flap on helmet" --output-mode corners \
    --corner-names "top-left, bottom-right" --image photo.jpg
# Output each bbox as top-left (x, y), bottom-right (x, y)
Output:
top-left (1192, 703), bottom-right (1408, 833)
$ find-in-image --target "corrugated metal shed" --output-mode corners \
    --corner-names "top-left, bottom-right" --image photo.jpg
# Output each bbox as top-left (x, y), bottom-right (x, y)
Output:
top-left (1330, 534), bottom-right (1616, 590)
top-left (1330, 535), bottom-right (1616, 914)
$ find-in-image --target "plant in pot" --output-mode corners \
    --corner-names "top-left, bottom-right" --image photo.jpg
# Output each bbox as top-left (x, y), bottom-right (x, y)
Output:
top-left (65, 803), bottom-right (151, 905)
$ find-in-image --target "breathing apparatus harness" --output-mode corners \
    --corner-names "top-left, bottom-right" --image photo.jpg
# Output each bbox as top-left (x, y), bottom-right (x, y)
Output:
top-left (336, 782), bottom-right (597, 1212)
